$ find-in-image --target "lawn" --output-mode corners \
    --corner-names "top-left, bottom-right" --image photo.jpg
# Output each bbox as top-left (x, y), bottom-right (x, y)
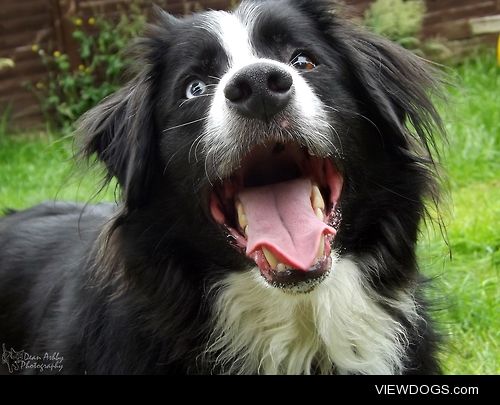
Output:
top-left (0, 134), bottom-right (116, 208)
top-left (0, 54), bottom-right (498, 375)
top-left (421, 54), bottom-right (499, 374)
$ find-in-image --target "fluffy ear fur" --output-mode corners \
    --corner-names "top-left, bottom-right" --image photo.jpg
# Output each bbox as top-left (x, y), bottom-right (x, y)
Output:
top-left (78, 74), bottom-right (158, 208)
top-left (78, 9), bottom-right (177, 209)
top-left (340, 28), bottom-right (444, 160)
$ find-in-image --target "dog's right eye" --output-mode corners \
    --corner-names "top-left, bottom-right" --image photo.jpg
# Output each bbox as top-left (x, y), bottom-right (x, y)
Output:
top-left (290, 51), bottom-right (317, 71)
top-left (186, 80), bottom-right (208, 99)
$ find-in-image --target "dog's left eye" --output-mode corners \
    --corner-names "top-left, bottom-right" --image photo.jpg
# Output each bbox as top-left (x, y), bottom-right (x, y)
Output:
top-left (186, 80), bottom-right (208, 99)
top-left (290, 52), bottom-right (317, 71)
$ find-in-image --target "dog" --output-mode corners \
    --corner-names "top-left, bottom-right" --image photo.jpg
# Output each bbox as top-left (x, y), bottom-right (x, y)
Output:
top-left (0, 0), bottom-right (444, 374)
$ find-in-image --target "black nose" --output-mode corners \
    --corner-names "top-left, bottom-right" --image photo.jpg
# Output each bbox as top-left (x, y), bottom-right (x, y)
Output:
top-left (224, 63), bottom-right (293, 122)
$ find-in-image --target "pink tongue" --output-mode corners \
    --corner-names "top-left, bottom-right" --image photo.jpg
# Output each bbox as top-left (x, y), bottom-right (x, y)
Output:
top-left (238, 178), bottom-right (335, 271)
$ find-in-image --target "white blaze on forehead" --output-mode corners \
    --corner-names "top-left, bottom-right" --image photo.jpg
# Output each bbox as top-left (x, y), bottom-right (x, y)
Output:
top-left (201, 11), bottom-right (256, 69)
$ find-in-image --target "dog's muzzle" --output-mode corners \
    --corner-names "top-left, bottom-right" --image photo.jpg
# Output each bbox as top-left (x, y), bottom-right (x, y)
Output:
top-left (204, 58), bottom-right (343, 293)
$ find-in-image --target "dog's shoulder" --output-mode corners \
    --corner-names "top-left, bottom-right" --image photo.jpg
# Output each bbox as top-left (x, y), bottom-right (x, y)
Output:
top-left (1, 201), bottom-right (115, 223)
top-left (0, 201), bottom-right (116, 254)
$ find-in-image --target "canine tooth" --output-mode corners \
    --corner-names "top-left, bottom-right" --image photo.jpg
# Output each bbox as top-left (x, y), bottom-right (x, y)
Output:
top-left (276, 264), bottom-right (287, 273)
top-left (311, 185), bottom-right (325, 210)
top-left (236, 201), bottom-right (247, 228)
top-left (317, 235), bottom-right (325, 259)
top-left (315, 208), bottom-right (324, 221)
top-left (263, 248), bottom-right (278, 270)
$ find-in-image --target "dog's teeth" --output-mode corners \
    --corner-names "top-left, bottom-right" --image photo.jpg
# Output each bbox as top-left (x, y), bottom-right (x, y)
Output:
top-left (236, 201), bottom-right (247, 229)
top-left (315, 208), bottom-right (324, 221)
top-left (311, 185), bottom-right (325, 210)
top-left (263, 248), bottom-right (278, 270)
top-left (244, 226), bottom-right (248, 236)
top-left (276, 264), bottom-right (287, 273)
top-left (317, 235), bottom-right (325, 259)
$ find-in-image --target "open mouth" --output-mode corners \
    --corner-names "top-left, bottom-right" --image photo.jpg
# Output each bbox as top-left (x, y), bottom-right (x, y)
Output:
top-left (210, 142), bottom-right (343, 292)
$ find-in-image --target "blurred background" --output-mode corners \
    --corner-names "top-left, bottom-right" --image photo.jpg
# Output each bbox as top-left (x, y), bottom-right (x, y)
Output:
top-left (0, 0), bottom-right (498, 374)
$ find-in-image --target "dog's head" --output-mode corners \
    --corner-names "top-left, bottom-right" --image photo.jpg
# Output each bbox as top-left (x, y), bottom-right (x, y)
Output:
top-left (80, 0), bottom-right (443, 293)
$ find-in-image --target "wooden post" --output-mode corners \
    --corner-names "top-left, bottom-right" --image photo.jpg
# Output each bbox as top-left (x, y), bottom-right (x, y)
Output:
top-left (469, 14), bottom-right (500, 66)
top-left (497, 34), bottom-right (500, 66)
top-left (50, 0), bottom-right (81, 69)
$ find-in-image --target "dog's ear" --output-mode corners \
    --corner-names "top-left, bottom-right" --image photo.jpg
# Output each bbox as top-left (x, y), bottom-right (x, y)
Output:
top-left (340, 28), bottom-right (444, 155)
top-left (78, 9), bottom-right (178, 209)
top-left (78, 72), bottom-right (158, 209)
top-left (292, 0), bottom-right (443, 155)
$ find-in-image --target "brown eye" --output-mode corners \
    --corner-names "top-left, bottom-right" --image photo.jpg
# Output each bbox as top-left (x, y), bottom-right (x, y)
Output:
top-left (290, 52), bottom-right (317, 71)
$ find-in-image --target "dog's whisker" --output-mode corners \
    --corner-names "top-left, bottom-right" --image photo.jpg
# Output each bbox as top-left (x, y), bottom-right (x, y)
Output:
top-left (324, 105), bottom-right (382, 136)
top-left (179, 93), bottom-right (216, 108)
top-left (162, 116), bottom-right (208, 133)
top-left (188, 132), bottom-right (207, 164)
top-left (317, 119), bottom-right (344, 156)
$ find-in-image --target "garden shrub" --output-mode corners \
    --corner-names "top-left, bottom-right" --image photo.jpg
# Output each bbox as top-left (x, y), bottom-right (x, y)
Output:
top-left (364, 0), bottom-right (450, 60)
top-left (30, 4), bottom-right (145, 132)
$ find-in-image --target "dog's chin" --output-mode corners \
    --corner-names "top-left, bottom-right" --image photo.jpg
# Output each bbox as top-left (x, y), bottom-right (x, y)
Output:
top-left (209, 141), bottom-right (343, 293)
top-left (260, 254), bottom-right (333, 294)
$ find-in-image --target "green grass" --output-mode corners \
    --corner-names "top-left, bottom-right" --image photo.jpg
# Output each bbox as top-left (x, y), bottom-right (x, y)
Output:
top-left (0, 133), bottom-right (115, 208)
top-left (0, 54), bottom-right (498, 374)
top-left (421, 54), bottom-right (499, 374)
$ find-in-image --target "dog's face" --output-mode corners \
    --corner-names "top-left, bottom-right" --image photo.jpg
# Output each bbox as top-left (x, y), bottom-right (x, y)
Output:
top-left (80, 0), bottom-right (441, 294)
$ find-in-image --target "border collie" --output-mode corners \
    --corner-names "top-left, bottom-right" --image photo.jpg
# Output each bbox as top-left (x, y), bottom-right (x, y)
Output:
top-left (0, 0), bottom-right (444, 374)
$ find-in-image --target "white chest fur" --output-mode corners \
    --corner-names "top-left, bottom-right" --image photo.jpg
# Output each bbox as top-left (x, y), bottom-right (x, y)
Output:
top-left (206, 256), bottom-right (419, 375)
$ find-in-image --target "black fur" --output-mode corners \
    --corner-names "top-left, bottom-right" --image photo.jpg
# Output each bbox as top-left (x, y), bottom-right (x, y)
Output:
top-left (0, 0), bottom-right (444, 374)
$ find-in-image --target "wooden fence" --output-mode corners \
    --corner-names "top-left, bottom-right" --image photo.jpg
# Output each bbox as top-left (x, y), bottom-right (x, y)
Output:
top-left (1, 0), bottom-right (499, 130)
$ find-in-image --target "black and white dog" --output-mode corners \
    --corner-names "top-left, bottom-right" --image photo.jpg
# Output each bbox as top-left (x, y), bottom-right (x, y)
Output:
top-left (0, 0), bottom-right (444, 374)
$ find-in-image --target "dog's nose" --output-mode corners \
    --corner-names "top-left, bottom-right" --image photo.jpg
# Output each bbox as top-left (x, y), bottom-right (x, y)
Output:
top-left (224, 63), bottom-right (293, 122)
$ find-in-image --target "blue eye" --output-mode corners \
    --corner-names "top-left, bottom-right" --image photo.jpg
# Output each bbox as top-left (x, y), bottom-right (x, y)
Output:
top-left (186, 80), bottom-right (207, 99)
top-left (290, 52), bottom-right (317, 71)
